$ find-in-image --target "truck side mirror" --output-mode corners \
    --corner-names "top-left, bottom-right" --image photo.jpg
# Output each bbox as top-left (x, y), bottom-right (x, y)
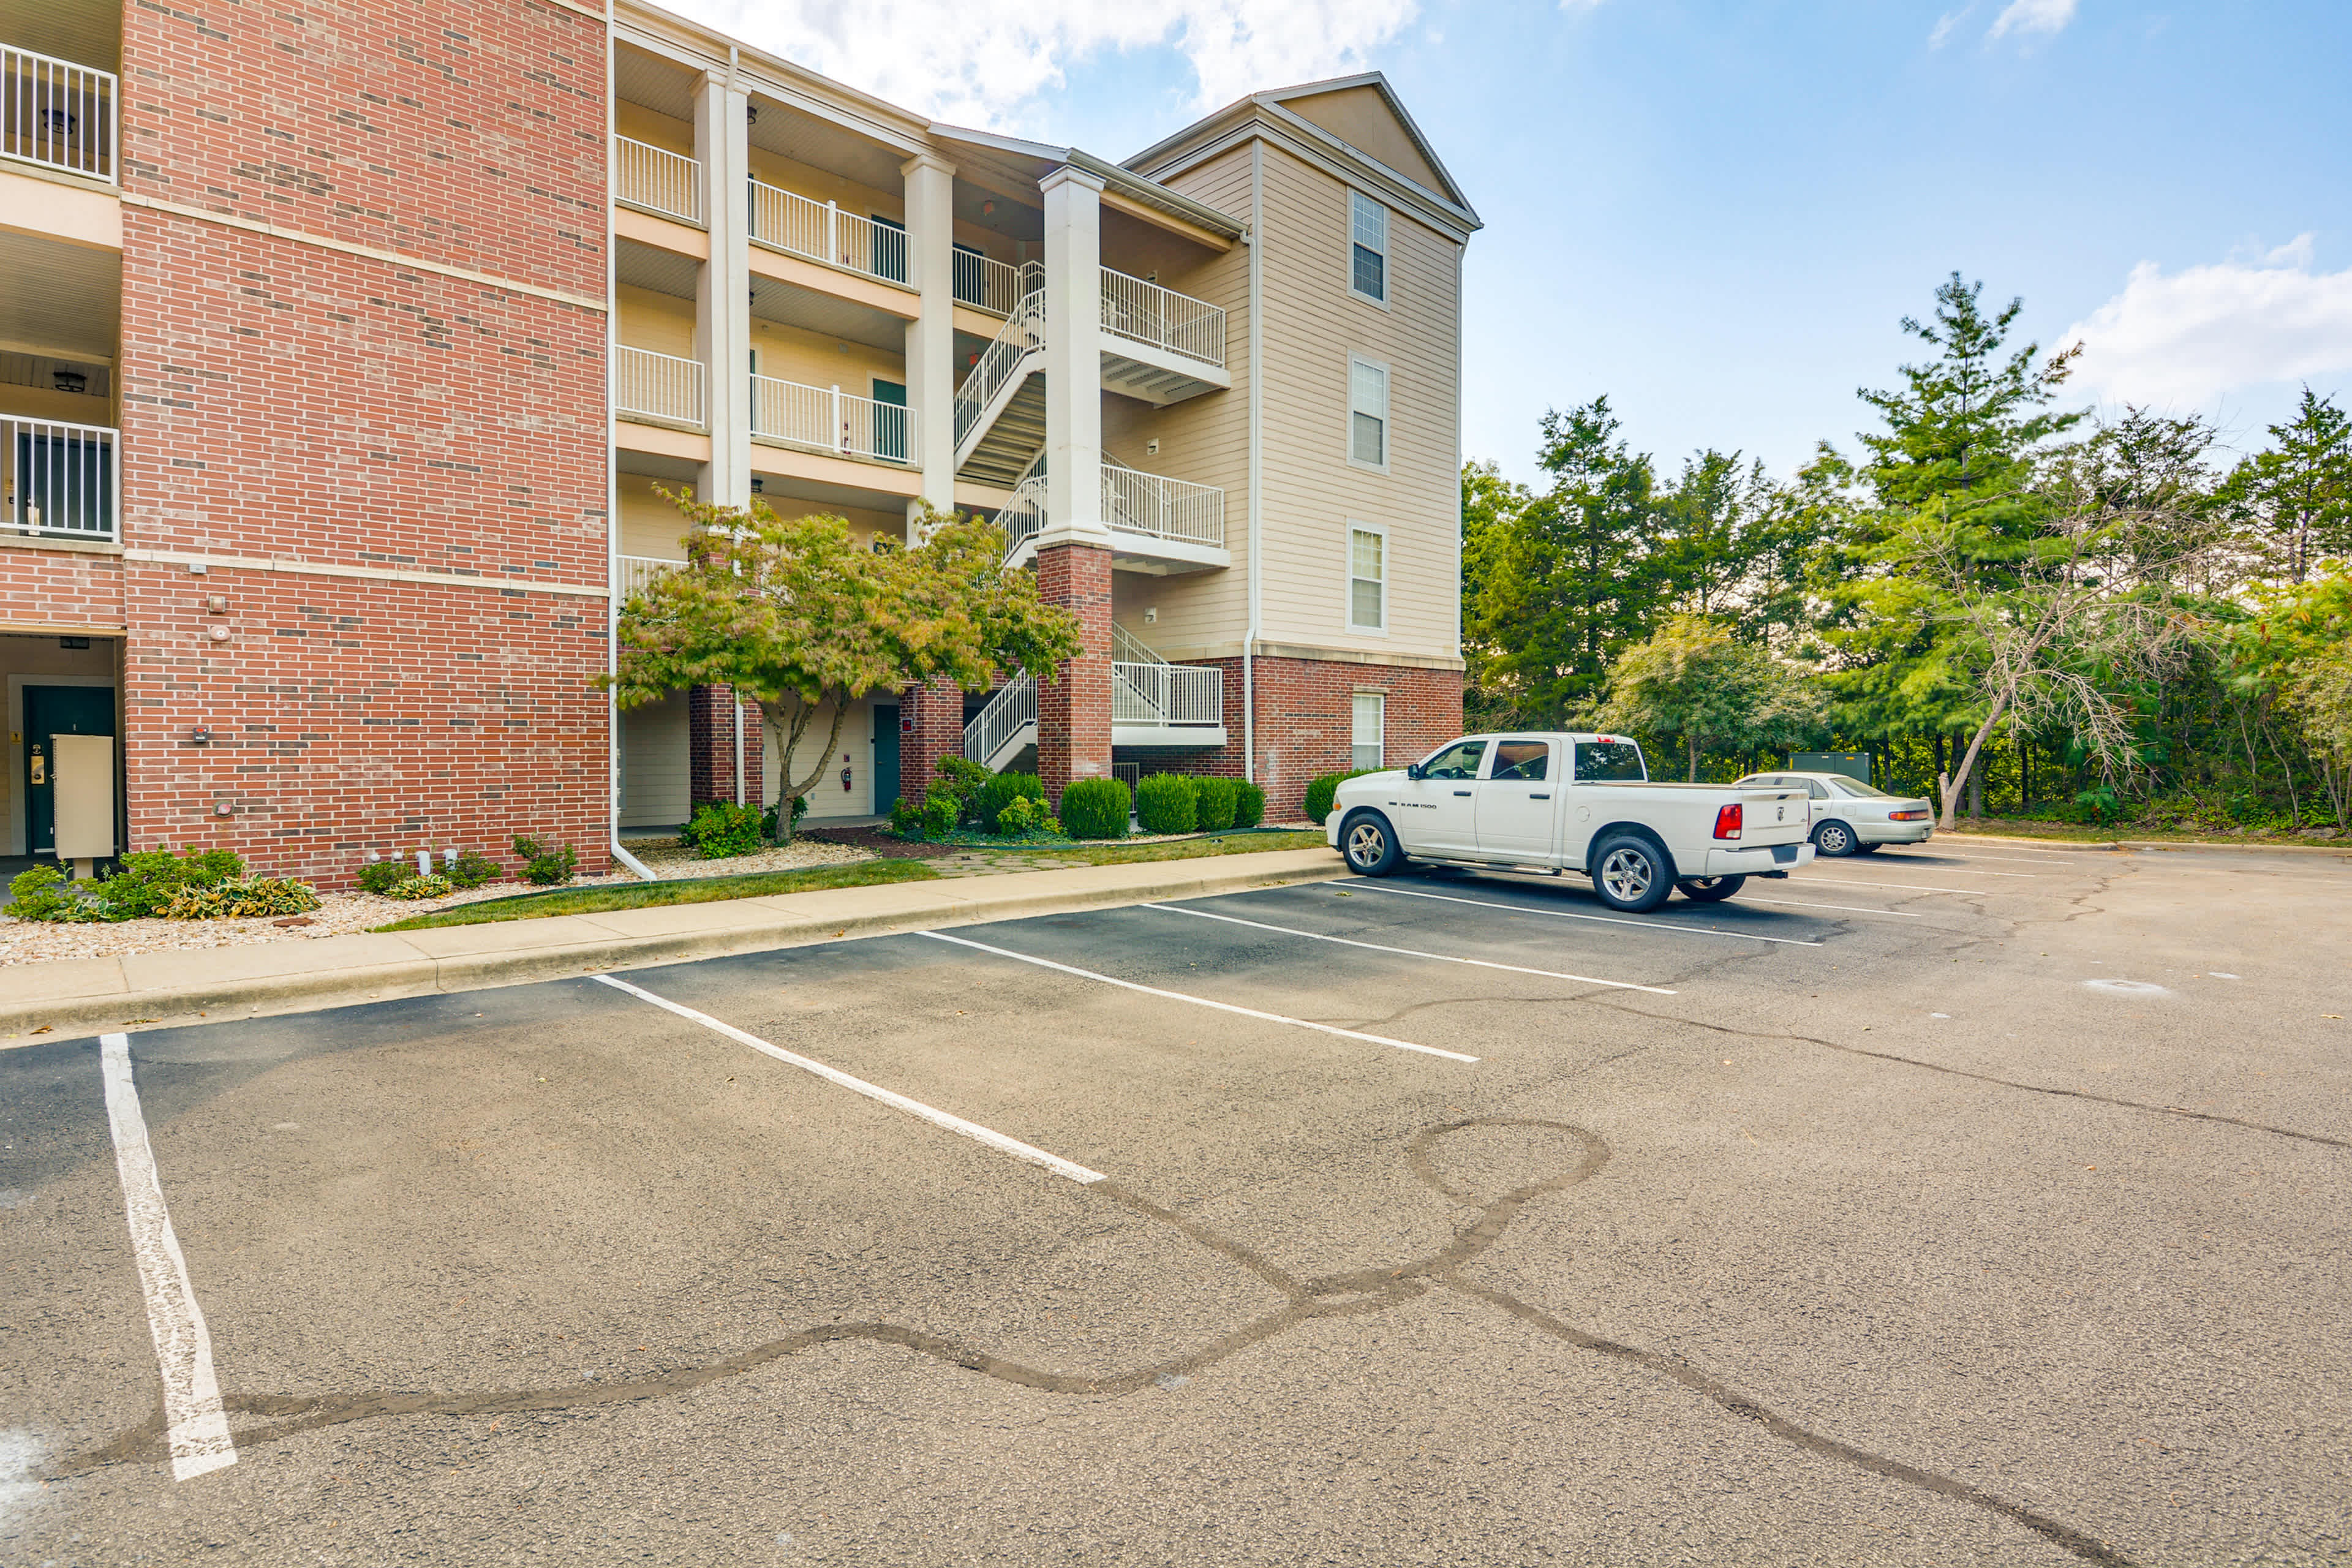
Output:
top-left (1404, 761), bottom-right (1425, 781)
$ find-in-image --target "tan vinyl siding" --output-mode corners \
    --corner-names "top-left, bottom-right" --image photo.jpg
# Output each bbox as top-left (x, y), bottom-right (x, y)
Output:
top-left (614, 100), bottom-right (692, 157)
top-left (750, 319), bottom-right (905, 400)
top-left (619, 690), bottom-right (690, 828)
top-left (616, 283), bottom-right (695, 356)
top-left (767, 696), bottom-right (877, 820)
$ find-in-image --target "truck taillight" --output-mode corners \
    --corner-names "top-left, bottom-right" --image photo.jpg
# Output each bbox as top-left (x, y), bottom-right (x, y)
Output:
top-left (1713, 803), bottom-right (1743, 840)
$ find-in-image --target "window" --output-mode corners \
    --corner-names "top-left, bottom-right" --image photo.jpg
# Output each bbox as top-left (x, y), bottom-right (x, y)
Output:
top-left (1421, 739), bottom-right (1486, 780)
top-left (1349, 356), bottom-right (1388, 469)
top-left (1352, 692), bottom-right (1385, 772)
top-left (1349, 190), bottom-right (1388, 303)
top-left (1348, 526), bottom-right (1386, 631)
top-left (1574, 741), bottom-right (1648, 782)
top-left (1826, 777), bottom-right (1891, 799)
top-left (1490, 741), bottom-right (1550, 782)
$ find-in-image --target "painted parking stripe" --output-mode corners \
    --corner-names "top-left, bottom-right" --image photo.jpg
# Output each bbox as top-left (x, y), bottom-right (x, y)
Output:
top-left (1355, 883), bottom-right (1825, 947)
top-left (1790, 875), bottom-right (2003, 895)
top-left (1142, 903), bottom-right (1679, 993)
top-left (99, 1035), bottom-right (236, 1482)
top-left (1736, 895), bottom-right (1924, 918)
top-left (919, 930), bottom-right (1480, 1063)
top-left (1845, 862), bottom-right (2039, 878)
top-left (594, 974), bottom-right (1107, 1185)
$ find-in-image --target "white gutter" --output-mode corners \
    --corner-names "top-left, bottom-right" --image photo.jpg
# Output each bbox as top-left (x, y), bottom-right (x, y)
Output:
top-left (1242, 139), bottom-right (1264, 784)
top-left (605, 0), bottom-right (656, 882)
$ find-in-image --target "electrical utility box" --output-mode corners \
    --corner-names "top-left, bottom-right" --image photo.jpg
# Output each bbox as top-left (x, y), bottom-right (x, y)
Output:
top-left (1790, 751), bottom-right (1871, 785)
top-left (50, 733), bottom-right (117, 869)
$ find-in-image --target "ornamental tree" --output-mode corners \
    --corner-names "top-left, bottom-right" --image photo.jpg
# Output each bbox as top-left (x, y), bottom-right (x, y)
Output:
top-left (1594, 614), bottom-right (1825, 781)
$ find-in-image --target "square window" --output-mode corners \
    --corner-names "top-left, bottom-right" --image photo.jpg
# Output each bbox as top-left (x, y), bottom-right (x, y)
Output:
top-left (1349, 191), bottom-right (1387, 304)
top-left (1349, 527), bottom-right (1385, 631)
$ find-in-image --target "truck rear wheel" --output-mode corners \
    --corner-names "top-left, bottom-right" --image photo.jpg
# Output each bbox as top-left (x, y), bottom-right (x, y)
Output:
top-left (1589, 832), bottom-right (1673, 913)
top-left (1677, 875), bottom-right (1746, 903)
top-left (1339, 810), bottom-right (1406, 877)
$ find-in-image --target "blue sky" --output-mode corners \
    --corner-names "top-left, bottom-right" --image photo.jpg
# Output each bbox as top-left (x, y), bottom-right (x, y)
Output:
top-left (688, 0), bottom-right (2352, 487)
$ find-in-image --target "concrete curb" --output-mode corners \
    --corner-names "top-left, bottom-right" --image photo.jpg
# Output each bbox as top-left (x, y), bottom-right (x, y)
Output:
top-left (0, 848), bottom-right (1346, 1047)
top-left (1943, 830), bottom-right (2350, 858)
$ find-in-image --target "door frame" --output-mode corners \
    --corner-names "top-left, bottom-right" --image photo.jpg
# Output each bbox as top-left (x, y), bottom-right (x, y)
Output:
top-left (9, 673), bottom-right (118, 857)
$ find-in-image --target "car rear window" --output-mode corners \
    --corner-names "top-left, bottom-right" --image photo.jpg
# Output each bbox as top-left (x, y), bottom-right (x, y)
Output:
top-left (1575, 741), bottom-right (1646, 782)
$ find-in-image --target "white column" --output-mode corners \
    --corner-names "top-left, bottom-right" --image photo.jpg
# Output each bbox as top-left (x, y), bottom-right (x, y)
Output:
top-left (902, 151), bottom-right (958, 539)
top-left (1036, 165), bottom-right (1110, 549)
top-left (694, 71), bottom-right (752, 508)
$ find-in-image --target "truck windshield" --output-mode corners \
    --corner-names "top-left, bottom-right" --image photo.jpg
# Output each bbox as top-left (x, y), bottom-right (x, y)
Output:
top-left (1575, 741), bottom-right (1646, 782)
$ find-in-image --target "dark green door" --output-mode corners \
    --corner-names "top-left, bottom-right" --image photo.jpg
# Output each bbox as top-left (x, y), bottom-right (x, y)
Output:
top-left (25, 685), bottom-right (115, 854)
top-left (873, 704), bottom-right (900, 813)
top-left (871, 378), bottom-right (908, 464)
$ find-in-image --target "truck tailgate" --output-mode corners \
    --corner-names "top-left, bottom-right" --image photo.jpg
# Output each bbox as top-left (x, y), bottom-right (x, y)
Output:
top-left (1738, 788), bottom-right (1811, 844)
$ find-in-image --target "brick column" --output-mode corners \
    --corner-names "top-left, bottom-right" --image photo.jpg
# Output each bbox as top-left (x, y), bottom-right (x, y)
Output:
top-left (1035, 538), bottom-right (1114, 805)
top-left (688, 685), bottom-right (764, 812)
top-left (897, 678), bottom-right (966, 806)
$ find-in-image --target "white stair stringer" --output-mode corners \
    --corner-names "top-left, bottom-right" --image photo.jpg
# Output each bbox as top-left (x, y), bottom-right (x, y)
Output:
top-left (953, 288), bottom-right (1045, 473)
top-left (962, 672), bottom-right (1037, 771)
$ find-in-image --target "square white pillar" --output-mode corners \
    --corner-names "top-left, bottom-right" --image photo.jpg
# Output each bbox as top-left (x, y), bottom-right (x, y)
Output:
top-left (1037, 165), bottom-right (1110, 548)
top-left (902, 152), bottom-right (958, 536)
top-left (695, 72), bottom-right (752, 508)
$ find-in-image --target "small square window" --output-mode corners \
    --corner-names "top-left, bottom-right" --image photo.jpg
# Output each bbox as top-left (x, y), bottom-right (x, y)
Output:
top-left (1349, 526), bottom-right (1385, 631)
top-left (1349, 191), bottom-right (1387, 304)
top-left (1349, 357), bottom-right (1387, 469)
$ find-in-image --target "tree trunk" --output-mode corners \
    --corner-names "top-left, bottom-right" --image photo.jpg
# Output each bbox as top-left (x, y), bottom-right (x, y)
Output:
top-left (1687, 733), bottom-right (1700, 783)
top-left (777, 696), bottom-right (851, 845)
top-left (1967, 741), bottom-right (1984, 820)
top-left (1940, 692), bottom-right (2014, 833)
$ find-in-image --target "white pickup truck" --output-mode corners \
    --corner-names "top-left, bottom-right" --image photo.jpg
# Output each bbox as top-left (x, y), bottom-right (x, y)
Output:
top-left (1325, 733), bottom-right (1816, 913)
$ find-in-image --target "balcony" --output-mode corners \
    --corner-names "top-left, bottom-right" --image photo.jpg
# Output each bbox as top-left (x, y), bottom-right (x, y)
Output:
top-left (751, 375), bottom-right (914, 467)
top-left (615, 137), bottom-right (701, 226)
top-left (952, 252), bottom-right (1034, 317)
top-left (1113, 661), bottom-right (1221, 730)
top-left (1098, 268), bottom-right (1229, 404)
top-left (999, 457), bottom-right (1227, 575)
top-left (3, 415), bottom-right (117, 544)
top-left (2, 45), bottom-right (115, 183)
top-left (749, 181), bottom-right (907, 287)
top-left (616, 345), bottom-right (706, 430)
top-left (619, 553), bottom-right (682, 598)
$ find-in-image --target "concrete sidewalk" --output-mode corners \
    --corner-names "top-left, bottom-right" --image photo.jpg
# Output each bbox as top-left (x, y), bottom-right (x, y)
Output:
top-left (1, 848), bottom-right (1344, 1046)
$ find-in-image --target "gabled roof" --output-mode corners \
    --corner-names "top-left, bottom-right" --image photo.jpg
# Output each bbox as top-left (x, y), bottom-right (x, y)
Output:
top-left (924, 125), bottom-right (1251, 245)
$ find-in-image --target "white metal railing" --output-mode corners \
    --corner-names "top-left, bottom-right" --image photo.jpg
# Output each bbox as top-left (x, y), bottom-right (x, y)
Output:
top-left (1114, 662), bottom-right (1221, 726)
top-left (1102, 464), bottom-right (1223, 546)
top-left (1112, 622), bottom-right (1166, 665)
top-left (997, 472), bottom-right (1046, 560)
top-left (3, 416), bottom-right (117, 541)
top-left (2, 45), bottom-right (115, 182)
top-left (750, 374), bottom-right (914, 464)
top-left (954, 287), bottom-right (1046, 451)
top-left (616, 346), bottom-right (706, 429)
top-left (954, 254), bottom-right (1039, 316)
top-left (615, 137), bottom-right (701, 225)
top-left (748, 180), bottom-right (908, 285)
top-left (618, 554), bottom-right (684, 598)
top-left (1100, 268), bottom-right (1225, 368)
top-left (963, 672), bottom-right (1036, 766)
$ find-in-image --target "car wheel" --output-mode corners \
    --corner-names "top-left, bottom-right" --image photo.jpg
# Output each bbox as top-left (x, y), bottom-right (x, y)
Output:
top-left (1853, 841), bottom-right (1883, 854)
top-left (1339, 810), bottom-right (1406, 877)
top-left (1589, 832), bottom-right (1673, 913)
top-left (1813, 819), bottom-right (1858, 858)
top-left (1676, 875), bottom-right (1746, 903)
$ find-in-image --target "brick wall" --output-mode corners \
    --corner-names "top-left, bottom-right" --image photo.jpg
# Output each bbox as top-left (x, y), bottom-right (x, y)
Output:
top-left (1035, 540), bottom-right (1114, 804)
top-left (688, 685), bottom-right (764, 812)
top-left (0, 551), bottom-right (127, 630)
top-left (898, 678), bottom-right (967, 809)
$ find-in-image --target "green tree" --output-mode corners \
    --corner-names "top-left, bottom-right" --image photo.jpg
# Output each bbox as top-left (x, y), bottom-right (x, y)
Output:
top-left (1460, 458), bottom-right (1537, 727)
top-left (1594, 614), bottom-right (1826, 781)
top-left (608, 494), bottom-right (1081, 841)
top-left (2222, 387), bottom-right (2352, 582)
top-left (1656, 449), bottom-right (1775, 621)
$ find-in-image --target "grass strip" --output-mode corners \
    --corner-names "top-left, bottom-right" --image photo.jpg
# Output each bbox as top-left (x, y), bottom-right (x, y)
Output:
top-left (373, 858), bottom-right (938, 930)
top-left (1042, 828), bottom-right (1329, 866)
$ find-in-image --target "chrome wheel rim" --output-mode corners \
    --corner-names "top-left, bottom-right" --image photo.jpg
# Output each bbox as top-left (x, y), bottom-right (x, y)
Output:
top-left (1820, 823), bottom-right (1851, 853)
top-left (1346, 823), bottom-right (1386, 868)
top-left (1600, 846), bottom-right (1653, 902)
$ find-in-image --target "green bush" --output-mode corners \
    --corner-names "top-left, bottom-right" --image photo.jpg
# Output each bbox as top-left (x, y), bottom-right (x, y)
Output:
top-left (512, 835), bottom-right (579, 886)
top-left (932, 755), bottom-right (992, 827)
top-left (685, 801), bottom-right (766, 859)
top-left (1058, 777), bottom-right (1129, 840)
top-left (7, 864), bottom-right (93, 922)
top-left (357, 859), bottom-right (415, 895)
top-left (1193, 775), bottom-right (1238, 832)
top-left (760, 796), bottom-right (810, 840)
top-left (383, 873), bottom-right (454, 901)
top-left (97, 846), bottom-right (245, 920)
top-left (975, 772), bottom-right (1046, 834)
top-left (888, 795), bottom-right (924, 837)
top-left (162, 876), bottom-right (323, 921)
top-left (919, 793), bottom-right (958, 839)
top-left (1233, 780), bottom-right (1267, 829)
top-left (1136, 772), bottom-right (1199, 835)
top-left (445, 850), bottom-right (503, 889)
top-left (1304, 769), bottom-right (1376, 826)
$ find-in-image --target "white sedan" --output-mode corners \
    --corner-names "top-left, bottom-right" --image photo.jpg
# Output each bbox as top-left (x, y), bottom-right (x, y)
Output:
top-left (1732, 771), bottom-right (1936, 857)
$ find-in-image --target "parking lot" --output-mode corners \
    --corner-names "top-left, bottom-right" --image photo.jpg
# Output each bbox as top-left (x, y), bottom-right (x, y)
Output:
top-left (4, 841), bottom-right (2349, 1566)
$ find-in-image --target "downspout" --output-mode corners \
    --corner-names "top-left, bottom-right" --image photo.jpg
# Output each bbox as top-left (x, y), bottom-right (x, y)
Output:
top-left (605, 0), bottom-right (654, 883)
top-left (1243, 139), bottom-right (1264, 785)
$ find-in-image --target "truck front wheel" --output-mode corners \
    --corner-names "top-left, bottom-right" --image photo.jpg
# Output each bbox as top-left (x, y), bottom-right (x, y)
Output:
top-left (1589, 832), bottom-right (1674, 913)
top-left (1339, 810), bottom-right (1406, 877)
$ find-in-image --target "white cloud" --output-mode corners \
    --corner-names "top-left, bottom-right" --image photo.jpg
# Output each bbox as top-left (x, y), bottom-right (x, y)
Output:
top-left (1988, 0), bottom-right (2077, 40)
top-left (672, 0), bottom-right (1419, 130)
top-left (1928, 6), bottom-right (1974, 48)
top-left (2064, 238), bottom-right (2352, 407)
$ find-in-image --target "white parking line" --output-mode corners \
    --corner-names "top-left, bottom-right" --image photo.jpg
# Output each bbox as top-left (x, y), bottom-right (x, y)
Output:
top-left (919, 930), bottom-right (1480, 1063)
top-left (1140, 903), bottom-right (1679, 993)
top-left (594, 975), bottom-right (1107, 1185)
top-left (1843, 862), bottom-right (2039, 878)
top-left (1791, 875), bottom-right (1998, 895)
top-left (99, 1035), bottom-right (236, 1482)
top-left (1355, 883), bottom-right (1825, 946)
top-left (1737, 895), bottom-right (1924, 918)
top-left (1895, 847), bottom-right (2073, 864)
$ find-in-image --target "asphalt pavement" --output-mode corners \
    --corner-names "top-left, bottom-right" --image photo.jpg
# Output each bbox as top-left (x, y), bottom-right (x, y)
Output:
top-left (3, 840), bottom-right (2347, 1566)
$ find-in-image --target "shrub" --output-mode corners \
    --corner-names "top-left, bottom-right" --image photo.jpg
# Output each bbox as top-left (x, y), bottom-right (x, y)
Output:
top-left (685, 801), bottom-right (766, 859)
top-left (97, 846), bottom-right (245, 920)
top-left (162, 877), bottom-right (323, 921)
top-left (1059, 777), bottom-right (1129, 840)
top-left (383, 873), bottom-right (454, 901)
top-left (1233, 780), bottom-right (1267, 829)
top-left (889, 795), bottom-right (924, 837)
top-left (1193, 776), bottom-right (1238, 832)
top-left (932, 755), bottom-right (992, 827)
top-left (1304, 770), bottom-right (1377, 826)
top-left (919, 793), bottom-right (958, 839)
top-left (445, 850), bottom-right (503, 889)
top-left (357, 859), bottom-right (415, 895)
top-left (995, 794), bottom-right (1057, 836)
top-left (7, 864), bottom-right (94, 922)
top-left (760, 796), bottom-right (810, 840)
top-left (512, 835), bottom-right (579, 886)
top-left (1136, 772), bottom-right (1199, 835)
top-left (975, 772), bottom-right (1046, 834)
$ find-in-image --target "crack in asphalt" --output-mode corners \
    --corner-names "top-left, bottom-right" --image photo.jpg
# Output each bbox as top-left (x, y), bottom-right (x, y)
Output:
top-left (54, 1116), bottom-right (2136, 1564)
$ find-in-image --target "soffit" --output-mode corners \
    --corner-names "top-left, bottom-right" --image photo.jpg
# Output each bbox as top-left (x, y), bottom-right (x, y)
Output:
top-left (0, 230), bottom-right (118, 361)
top-left (0, 0), bottom-right (116, 71)
top-left (615, 43), bottom-right (698, 119)
top-left (617, 237), bottom-right (699, 300)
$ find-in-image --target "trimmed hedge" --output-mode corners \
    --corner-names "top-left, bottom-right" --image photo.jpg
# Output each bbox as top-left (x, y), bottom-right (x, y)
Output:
top-left (1193, 775), bottom-right (1238, 832)
top-left (1060, 777), bottom-right (1130, 840)
top-left (1136, 772), bottom-right (1199, 835)
top-left (1304, 769), bottom-right (1378, 826)
top-left (1233, 780), bottom-right (1267, 829)
top-left (684, 801), bottom-right (764, 859)
top-left (975, 771), bottom-right (1046, 834)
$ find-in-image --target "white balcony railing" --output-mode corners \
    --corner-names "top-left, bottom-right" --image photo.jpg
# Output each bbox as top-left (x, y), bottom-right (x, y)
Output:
top-left (1102, 463), bottom-right (1223, 548)
top-left (1100, 268), bottom-right (1225, 368)
top-left (616, 345), bottom-right (706, 429)
top-left (618, 554), bottom-right (684, 598)
top-left (749, 181), bottom-right (907, 285)
top-left (751, 375), bottom-right (914, 465)
top-left (1114, 661), bottom-right (1221, 727)
top-left (954, 287), bottom-right (1046, 450)
top-left (3, 416), bottom-right (117, 542)
top-left (953, 253), bottom-right (1038, 316)
top-left (2, 45), bottom-right (115, 182)
top-left (963, 672), bottom-right (1036, 767)
top-left (616, 137), bottom-right (701, 225)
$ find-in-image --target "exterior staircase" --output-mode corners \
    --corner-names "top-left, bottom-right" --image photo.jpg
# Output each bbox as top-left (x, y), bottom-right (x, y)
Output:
top-left (953, 267), bottom-right (1046, 487)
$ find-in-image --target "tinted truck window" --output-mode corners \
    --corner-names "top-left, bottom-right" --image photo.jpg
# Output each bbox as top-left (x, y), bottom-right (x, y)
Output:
top-left (1574, 742), bottom-right (1646, 782)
